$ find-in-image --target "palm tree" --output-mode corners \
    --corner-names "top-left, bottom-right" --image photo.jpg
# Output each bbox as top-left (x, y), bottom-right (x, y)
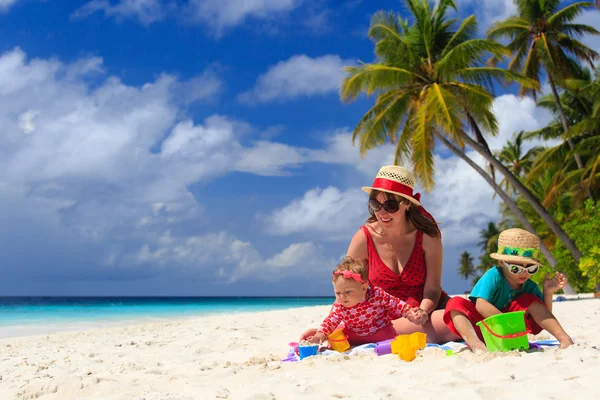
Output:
top-left (487, 0), bottom-right (599, 201)
top-left (436, 133), bottom-right (564, 273)
top-left (525, 70), bottom-right (600, 206)
top-left (458, 251), bottom-right (476, 279)
top-left (478, 222), bottom-right (500, 254)
top-left (496, 131), bottom-right (543, 194)
top-left (476, 221), bottom-right (500, 274)
top-left (340, 0), bottom-right (584, 264)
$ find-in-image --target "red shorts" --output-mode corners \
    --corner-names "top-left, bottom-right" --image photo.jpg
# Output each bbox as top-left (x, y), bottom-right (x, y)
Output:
top-left (345, 325), bottom-right (397, 346)
top-left (442, 294), bottom-right (543, 342)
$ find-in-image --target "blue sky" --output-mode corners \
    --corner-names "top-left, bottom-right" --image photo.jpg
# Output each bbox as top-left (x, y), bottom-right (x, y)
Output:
top-left (0, 0), bottom-right (598, 296)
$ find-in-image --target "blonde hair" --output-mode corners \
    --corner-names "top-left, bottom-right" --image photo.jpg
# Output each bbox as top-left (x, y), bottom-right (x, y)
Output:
top-left (332, 257), bottom-right (368, 283)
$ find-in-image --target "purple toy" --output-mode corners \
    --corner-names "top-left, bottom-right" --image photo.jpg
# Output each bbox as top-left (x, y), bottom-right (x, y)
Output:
top-left (375, 338), bottom-right (395, 356)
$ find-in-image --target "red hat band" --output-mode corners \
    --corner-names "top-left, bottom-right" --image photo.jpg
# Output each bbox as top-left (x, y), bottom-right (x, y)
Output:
top-left (372, 178), bottom-right (415, 199)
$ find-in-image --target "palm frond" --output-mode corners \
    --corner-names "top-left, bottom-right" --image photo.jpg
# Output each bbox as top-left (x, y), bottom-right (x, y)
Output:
top-left (547, 2), bottom-right (596, 26)
top-left (441, 15), bottom-right (477, 56)
top-left (457, 67), bottom-right (540, 90)
top-left (410, 96), bottom-right (436, 190)
top-left (352, 90), bottom-right (412, 156)
top-left (340, 64), bottom-right (424, 101)
top-left (559, 23), bottom-right (600, 38)
top-left (437, 40), bottom-right (509, 78)
top-left (486, 18), bottom-right (530, 41)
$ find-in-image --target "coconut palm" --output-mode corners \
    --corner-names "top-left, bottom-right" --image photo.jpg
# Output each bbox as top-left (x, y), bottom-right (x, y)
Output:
top-left (436, 133), bottom-right (564, 274)
top-left (525, 70), bottom-right (600, 206)
top-left (496, 131), bottom-right (543, 195)
top-left (476, 221), bottom-right (500, 274)
top-left (340, 0), bottom-right (584, 264)
top-left (458, 251), bottom-right (476, 280)
top-left (487, 0), bottom-right (600, 201)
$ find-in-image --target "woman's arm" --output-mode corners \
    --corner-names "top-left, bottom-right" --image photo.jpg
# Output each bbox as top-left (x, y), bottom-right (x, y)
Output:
top-left (347, 228), bottom-right (368, 261)
top-left (421, 234), bottom-right (443, 314)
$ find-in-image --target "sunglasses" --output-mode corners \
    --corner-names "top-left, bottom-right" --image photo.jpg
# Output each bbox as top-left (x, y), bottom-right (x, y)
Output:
top-left (369, 198), bottom-right (402, 213)
top-left (502, 261), bottom-right (540, 275)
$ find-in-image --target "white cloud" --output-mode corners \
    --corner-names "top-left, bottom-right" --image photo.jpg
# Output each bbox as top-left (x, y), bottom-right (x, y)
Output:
top-left (72, 0), bottom-right (302, 35)
top-left (0, 0), bottom-right (18, 12)
top-left (308, 130), bottom-right (396, 177)
top-left (129, 231), bottom-right (333, 282)
top-left (486, 94), bottom-right (554, 151)
top-left (238, 54), bottom-right (352, 104)
top-left (72, 0), bottom-right (165, 24)
top-left (453, 0), bottom-right (516, 30)
top-left (264, 186), bottom-right (366, 239)
top-left (0, 47), bottom-right (356, 285)
top-left (420, 152), bottom-right (499, 248)
top-left (263, 90), bottom-right (555, 252)
top-left (187, 0), bottom-right (301, 36)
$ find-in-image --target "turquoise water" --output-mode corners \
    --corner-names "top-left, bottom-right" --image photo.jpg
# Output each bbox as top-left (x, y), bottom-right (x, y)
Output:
top-left (0, 297), bottom-right (334, 338)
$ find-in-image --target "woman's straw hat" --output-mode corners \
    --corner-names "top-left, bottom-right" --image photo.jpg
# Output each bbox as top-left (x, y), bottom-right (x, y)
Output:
top-left (490, 228), bottom-right (542, 265)
top-left (361, 165), bottom-right (421, 206)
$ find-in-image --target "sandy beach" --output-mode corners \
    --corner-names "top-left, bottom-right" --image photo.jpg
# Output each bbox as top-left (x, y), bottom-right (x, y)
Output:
top-left (1, 296), bottom-right (599, 400)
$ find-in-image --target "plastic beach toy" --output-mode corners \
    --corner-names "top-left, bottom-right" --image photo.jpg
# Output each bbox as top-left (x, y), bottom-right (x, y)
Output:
top-left (390, 332), bottom-right (427, 361)
top-left (476, 311), bottom-right (529, 352)
top-left (298, 344), bottom-right (320, 360)
top-left (375, 338), bottom-right (395, 356)
top-left (327, 329), bottom-right (351, 352)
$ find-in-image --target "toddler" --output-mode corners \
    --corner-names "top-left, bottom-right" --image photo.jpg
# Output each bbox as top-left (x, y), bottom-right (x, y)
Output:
top-left (307, 257), bottom-right (428, 346)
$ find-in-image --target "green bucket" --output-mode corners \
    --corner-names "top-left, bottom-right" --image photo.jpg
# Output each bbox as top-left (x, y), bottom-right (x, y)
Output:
top-left (476, 311), bottom-right (529, 352)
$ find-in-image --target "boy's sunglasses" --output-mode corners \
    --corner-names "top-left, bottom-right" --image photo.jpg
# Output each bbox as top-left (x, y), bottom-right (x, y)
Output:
top-left (502, 261), bottom-right (540, 275)
top-left (369, 198), bottom-right (401, 213)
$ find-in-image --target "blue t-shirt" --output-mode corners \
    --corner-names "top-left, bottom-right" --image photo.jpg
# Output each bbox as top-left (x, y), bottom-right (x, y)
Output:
top-left (469, 266), bottom-right (543, 310)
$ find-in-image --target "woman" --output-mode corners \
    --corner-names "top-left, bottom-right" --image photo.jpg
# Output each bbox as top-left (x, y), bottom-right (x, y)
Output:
top-left (302, 165), bottom-right (459, 343)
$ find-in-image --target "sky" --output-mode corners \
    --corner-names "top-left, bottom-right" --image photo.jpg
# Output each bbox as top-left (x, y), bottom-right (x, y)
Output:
top-left (0, 0), bottom-right (598, 296)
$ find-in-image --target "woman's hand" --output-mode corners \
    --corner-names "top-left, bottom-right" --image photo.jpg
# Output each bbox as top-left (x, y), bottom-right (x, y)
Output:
top-left (299, 328), bottom-right (318, 341)
top-left (544, 271), bottom-right (567, 294)
top-left (406, 307), bottom-right (429, 325)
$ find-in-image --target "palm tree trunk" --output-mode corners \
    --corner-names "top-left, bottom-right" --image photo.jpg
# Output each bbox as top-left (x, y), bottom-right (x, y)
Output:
top-left (547, 74), bottom-right (595, 202)
top-left (457, 131), bottom-right (583, 263)
top-left (434, 132), bottom-right (577, 294)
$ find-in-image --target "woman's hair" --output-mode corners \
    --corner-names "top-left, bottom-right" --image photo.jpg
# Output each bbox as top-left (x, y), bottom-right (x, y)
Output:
top-left (332, 256), bottom-right (369, 283)
top-left (366, 189), bottom-right (440, 238)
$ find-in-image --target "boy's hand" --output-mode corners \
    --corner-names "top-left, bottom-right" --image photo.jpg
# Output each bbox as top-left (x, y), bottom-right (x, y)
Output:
top-left (406, 307), bottom-right (429, 325)
top-left (544, 271), bottom-right (567, 293)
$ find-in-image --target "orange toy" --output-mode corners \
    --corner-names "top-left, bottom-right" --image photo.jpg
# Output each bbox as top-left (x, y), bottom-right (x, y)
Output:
top-left (327, 329), bottom-right (351, 352)
top-left (390, 332), bottom-right (427, 361)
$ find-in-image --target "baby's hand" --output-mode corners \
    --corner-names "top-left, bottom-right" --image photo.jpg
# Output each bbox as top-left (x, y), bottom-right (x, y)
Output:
top-left (308, 332), bottom-right (326, 344)
top-left (544, 271), bottom-right (567, 293)
top-left (406, 307), bottom-right (429, 325)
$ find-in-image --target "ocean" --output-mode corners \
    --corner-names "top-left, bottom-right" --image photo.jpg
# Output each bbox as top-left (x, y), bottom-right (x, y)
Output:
top-left (0, 297), bottom-right (334, 338)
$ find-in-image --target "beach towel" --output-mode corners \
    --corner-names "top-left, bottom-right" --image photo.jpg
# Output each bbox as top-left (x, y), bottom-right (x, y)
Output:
top-left (282, 339), bottom-right (561, 362)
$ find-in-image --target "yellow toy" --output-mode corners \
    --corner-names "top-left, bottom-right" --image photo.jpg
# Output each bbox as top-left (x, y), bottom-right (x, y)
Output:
top-left (327, 328), bottom-right (351, 352)
top-left (390, 332), bottom-right (427, 361)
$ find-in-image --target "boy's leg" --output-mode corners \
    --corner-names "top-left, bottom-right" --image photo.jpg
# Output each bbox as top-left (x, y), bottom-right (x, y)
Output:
top-left (443, 297), bottom-right (487, 352)
top-left (508, 294), bottom-right (574, 349)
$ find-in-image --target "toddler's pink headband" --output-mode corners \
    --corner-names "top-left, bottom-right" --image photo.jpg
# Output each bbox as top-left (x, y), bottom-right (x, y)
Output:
top-left (333, 270), bottom-right (365, 283)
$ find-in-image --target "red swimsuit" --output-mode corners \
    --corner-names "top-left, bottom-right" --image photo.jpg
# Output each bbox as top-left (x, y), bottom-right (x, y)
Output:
top-left (361, 225), bottom-right (448, 307)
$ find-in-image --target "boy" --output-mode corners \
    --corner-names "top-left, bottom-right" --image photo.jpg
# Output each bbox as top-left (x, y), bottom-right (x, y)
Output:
top-left (443, 228), bottom-right (574, 352)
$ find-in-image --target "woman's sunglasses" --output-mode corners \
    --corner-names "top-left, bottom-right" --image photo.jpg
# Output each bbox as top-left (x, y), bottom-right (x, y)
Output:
top-left (502, 261), bottom-right (540, 275)
top-left (369, 198), bottom-right (401, 213)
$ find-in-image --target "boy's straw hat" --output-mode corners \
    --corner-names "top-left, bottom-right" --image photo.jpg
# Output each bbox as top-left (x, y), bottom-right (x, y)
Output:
top-left (490, 228), bottom-right (542, 266)
top-left (361, 165), bottom-right (421, 206)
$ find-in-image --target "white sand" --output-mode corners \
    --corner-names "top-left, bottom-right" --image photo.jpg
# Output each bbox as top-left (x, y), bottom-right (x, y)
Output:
top-left (1, 297), bottom-right (599, 400)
